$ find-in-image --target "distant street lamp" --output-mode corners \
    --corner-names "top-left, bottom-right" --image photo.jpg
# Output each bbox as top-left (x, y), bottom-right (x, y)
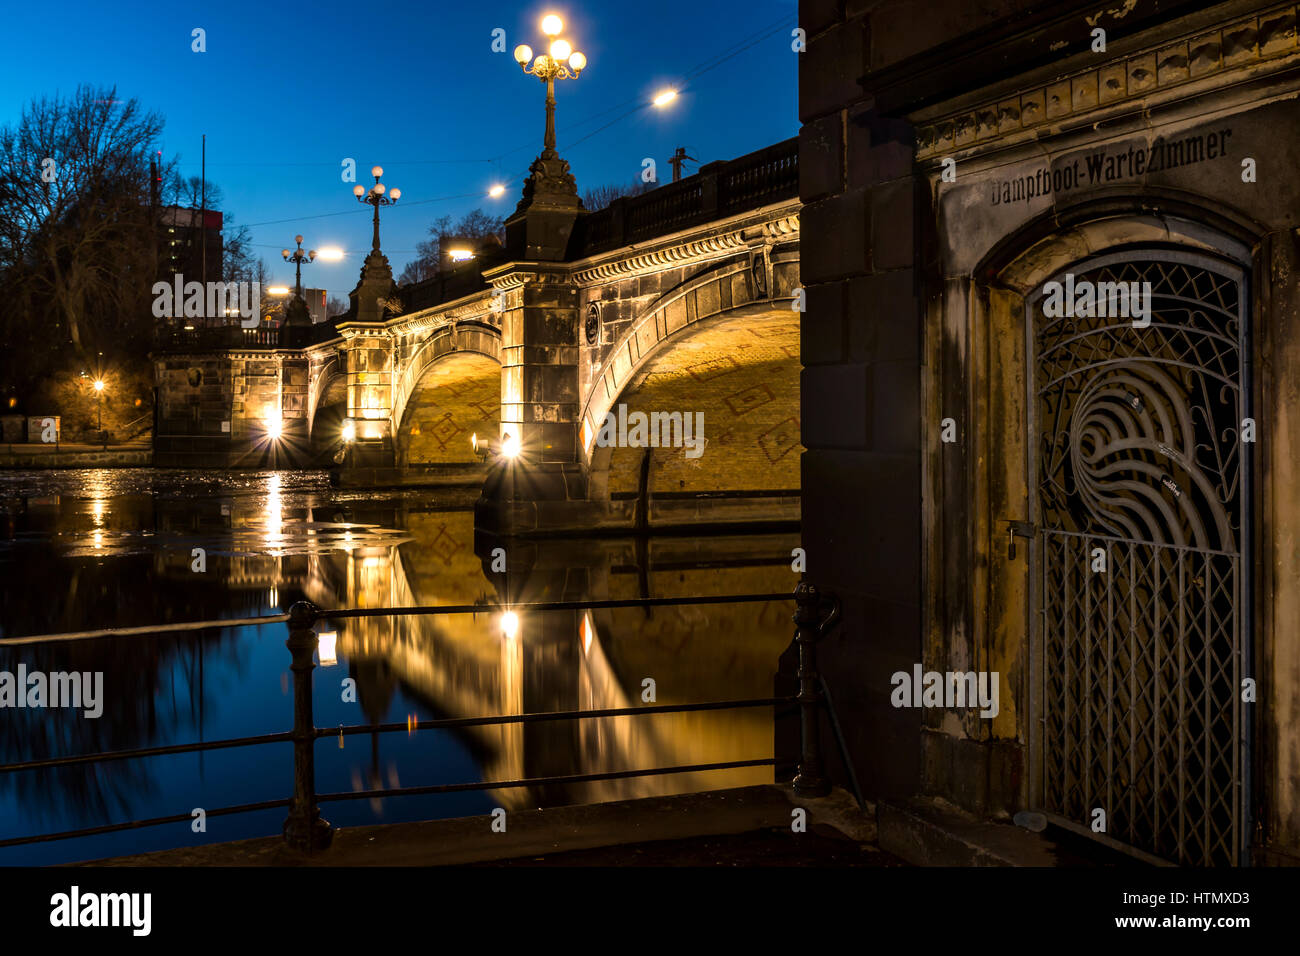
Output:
top-left (513, 14), bottom-right (587, 156)
top-left (282, 235), bottom-right (317, 301)
top-left (353, 167), bottom-right (400, 256)
top-left (92, 378), bottom-right (105, 447)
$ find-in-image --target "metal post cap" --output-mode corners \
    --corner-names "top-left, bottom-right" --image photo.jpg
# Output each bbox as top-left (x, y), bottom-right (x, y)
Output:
top-left (288, 601), bottom-right (318, 628)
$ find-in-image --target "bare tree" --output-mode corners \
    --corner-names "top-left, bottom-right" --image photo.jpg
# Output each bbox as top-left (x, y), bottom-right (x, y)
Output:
top-left (0, 86), bottom-right (169, 398)
top-left (0, 85), bottom-right (167, 361)
top-left (582, 178), bottom-right (653, 212)
top-left (397, 209), bottom-right (505, 285)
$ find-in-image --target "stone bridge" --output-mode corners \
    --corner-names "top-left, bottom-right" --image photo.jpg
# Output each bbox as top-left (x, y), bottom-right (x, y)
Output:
top-left (154, 138), bottom-right (800, 533)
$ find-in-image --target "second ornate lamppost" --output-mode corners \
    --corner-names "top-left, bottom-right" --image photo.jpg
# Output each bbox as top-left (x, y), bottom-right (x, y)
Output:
top-left (282, 235), bottom-right (316, 301)
top-left (353, 166), bottom-right (400, 255)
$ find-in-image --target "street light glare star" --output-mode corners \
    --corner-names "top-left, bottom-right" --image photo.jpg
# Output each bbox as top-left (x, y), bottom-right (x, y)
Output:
top-left (489, 183), bottom-right (506, 198)
top-left (317, 248), bottom-right (344, 261)
top-left (541, 14), bottom-right (563, 36)
top-left (653, 88), bottom-right (678, 107)
top-left (93, 379), bottom-right (105, 392)
top-left (501, 611), bottom-right (520, 639)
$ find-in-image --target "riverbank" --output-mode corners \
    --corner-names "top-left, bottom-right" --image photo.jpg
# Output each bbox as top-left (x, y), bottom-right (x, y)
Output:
top-left (0, 443), bottom-right (151, 468)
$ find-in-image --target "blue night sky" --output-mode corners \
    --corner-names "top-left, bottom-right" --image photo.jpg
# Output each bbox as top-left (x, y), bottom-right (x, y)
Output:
top-left (0, 0), bottom-right (798, 299)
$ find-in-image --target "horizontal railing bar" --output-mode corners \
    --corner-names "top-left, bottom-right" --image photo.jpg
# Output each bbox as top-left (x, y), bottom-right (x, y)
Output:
top-left (1041, 527), bottom-right (1239, 558)
top-left (318, 592), bottom-right (793, 621)
top-left (0, 731), bottom-right (294, 774)
top-left (0, 798), bottom-right (291, 849)
top-left (317, 757), bottom-right (777, 802)
top-left (321, 697), bottom-right (793, 739)
top-left (1, 613), bottom-right (292, 647)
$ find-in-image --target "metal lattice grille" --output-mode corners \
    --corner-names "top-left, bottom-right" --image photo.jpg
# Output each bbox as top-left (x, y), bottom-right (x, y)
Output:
top-left (1032, 252), bottom-right (1246, 866)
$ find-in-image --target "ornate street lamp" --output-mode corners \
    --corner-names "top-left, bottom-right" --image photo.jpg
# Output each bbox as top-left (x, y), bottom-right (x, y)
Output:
top-left (513, 14), bottom-right (587, 157)
top-left (353, 166), bottom-right (401, 256)
top-left (281, 235), bottom-right (316, 301)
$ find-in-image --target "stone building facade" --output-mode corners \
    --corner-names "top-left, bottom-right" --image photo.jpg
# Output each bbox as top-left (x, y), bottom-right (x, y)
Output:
top-left (801, 0), bottom-right (1300, 864)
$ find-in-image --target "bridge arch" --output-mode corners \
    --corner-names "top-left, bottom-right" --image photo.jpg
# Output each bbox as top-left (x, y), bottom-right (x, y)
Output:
top-left (579, 249), bottom-right (799, 467)
top-left (581, 254), bottom-right (801, 508)
top-left (307, 356), bottom-right (348, 460)
top-left (390, 319), bottom-right (501, 434)
top-left (394, 332), bottom-right (502, 469)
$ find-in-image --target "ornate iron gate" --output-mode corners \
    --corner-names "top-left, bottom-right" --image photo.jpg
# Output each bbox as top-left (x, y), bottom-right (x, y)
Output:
top-left (1028, 250), bottom-right (1249, 866)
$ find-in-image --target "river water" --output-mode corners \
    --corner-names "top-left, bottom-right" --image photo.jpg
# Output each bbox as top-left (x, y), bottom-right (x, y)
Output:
top-left (0, 469), bottom-right (797, 864)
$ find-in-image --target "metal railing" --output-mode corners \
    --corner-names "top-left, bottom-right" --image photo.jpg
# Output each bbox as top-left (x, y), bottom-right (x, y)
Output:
top-left (152, 322), bottom-right (340, 352)
top-left (0, 582), bottom-right (843, 856)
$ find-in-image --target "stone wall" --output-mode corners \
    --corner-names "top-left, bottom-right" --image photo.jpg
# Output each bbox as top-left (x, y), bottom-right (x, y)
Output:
top-left (801, 0), bottom-right (1300, 863)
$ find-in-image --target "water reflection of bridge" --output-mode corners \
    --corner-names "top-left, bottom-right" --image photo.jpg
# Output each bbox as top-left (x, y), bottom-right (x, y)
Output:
top-left (295, 508), bottom-right (796, 812)
top-left (116, 478), bottom-right (794, 815)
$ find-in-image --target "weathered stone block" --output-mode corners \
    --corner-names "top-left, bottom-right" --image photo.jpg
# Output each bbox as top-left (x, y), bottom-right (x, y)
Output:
top-left (848, 269), bottom-right (920, 363)
top-left (800, 113), bottom-right (844, 201)
top-left (801, 190), bottom-right (869, 282)
top-left (800, 18), bottom-right (867, 121)
top-left (871, 180), bottom-right (915, 271)
top-left (802, 281), bottom-right (846, 364)
top-left (801, 363), bottom-right (867, 448)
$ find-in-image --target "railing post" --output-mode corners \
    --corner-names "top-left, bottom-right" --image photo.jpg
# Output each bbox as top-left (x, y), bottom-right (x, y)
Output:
top-left (699, 161), bottom-right (724, 216)
top-left (283, 600), bottom-right (332, 853)
top-left (793, 580), bottom-right (833, 797)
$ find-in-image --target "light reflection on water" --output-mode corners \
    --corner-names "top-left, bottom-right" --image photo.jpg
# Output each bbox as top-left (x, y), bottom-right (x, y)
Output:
top-left (0, 469), bottom-right (797, 864)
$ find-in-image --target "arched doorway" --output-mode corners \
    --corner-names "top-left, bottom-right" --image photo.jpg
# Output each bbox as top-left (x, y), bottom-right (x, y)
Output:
top-left (1024, 249), bottom-right (1250, 866)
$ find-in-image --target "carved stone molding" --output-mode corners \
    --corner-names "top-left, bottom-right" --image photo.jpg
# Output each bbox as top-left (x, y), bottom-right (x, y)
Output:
top-left (570, 202), bottom-right (799, 287)
top-left (916, 3), bottom-right (1299, 161)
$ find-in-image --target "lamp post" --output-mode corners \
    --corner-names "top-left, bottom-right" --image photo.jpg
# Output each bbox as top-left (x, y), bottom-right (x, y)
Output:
top-left (281, 235), bottom-right (316, 302)
top-left (353, 167), bottom-right (400, 256)
top-left (93, 378), bottom-right (105, 448)
top-left (513, 14), bottom-right (587, 157)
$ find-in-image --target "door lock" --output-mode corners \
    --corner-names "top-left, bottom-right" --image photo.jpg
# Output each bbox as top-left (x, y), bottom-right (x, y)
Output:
top-left (1005, 519), bottom-right (1035, 560)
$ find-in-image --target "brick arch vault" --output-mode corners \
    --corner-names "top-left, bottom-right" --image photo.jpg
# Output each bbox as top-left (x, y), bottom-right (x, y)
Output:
top-left (584, 308), bottom-right (802, 528)
top-left (395, 350), bottom-right (502, 469)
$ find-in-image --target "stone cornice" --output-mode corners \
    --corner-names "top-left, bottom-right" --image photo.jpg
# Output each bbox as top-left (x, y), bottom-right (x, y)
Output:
top-left (863, 0), bottom-right (1224, 117)
top-left (482, 261), bottom-right (574, 290)
top-left (569, 201), bottom-right (800, 287)
top-left (916, 2), bottom-right (1300, 161)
